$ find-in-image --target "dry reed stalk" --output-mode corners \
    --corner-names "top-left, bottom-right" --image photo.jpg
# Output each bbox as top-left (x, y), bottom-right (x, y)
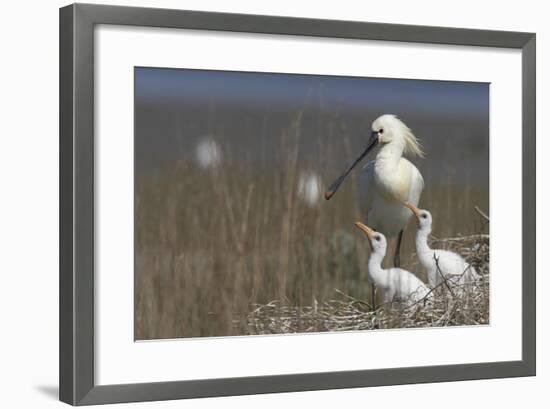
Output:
top-left (134, 109), bottom-right (489, 339)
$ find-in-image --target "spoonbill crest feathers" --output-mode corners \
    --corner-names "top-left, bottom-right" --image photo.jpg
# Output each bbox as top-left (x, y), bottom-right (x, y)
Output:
top-left (372, 114), bottom-right (425, 158)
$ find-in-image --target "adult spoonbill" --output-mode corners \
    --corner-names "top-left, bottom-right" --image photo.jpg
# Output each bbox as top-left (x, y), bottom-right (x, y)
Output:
top-left (354, 222), bottom-right (429, 304)
top-left (325, 114), bottom-right (424, 267)
top-left (403, 202), bottom-right (480, 287)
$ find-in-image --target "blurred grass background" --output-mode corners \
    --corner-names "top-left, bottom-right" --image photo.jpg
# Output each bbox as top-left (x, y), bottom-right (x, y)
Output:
top-left (134, 68), bottom-right (489, 339)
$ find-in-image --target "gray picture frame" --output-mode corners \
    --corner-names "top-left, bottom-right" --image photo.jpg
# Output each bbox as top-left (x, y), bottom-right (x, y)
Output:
top-left (59, 3), bottom-right (536, 406)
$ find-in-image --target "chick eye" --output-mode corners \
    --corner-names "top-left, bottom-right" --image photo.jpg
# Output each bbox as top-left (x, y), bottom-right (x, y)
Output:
top-left (375, 236), bottom-right (381, 241)
top-left (422, 214), bottom-right (427, 219)
top-left (378, 129), bottom-right (384, 134)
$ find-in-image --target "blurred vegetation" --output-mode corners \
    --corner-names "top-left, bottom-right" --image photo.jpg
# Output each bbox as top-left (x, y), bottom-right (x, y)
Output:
top-left (135, 111), bottom-right (489, 340)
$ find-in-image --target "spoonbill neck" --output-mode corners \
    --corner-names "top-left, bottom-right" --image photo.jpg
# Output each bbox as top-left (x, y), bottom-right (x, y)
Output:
top-left (368, 249), bottom-right (386, 282)
top-left (373, 141), bottom-right (413, 203)
top-left (415, 226), bottom-right (433, 260)
top-left (376, 140), bottom-right (405, 164)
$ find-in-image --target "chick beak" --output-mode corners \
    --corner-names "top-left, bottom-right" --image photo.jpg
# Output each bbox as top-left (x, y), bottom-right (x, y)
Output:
top-left (354, 221), bottom-right (375, 242)
top-left (403, 202), bottom-right (422, 225)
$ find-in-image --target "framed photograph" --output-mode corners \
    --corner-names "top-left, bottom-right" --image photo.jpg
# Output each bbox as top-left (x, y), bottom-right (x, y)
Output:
top-left (59, 3), bottom-right (536, 405)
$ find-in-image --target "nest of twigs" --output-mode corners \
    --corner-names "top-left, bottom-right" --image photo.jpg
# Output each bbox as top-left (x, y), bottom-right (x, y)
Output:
top-left (240, 233), bottom-right (489, 335)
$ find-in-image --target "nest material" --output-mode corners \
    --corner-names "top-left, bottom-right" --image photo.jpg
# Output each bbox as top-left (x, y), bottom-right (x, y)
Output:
top-left (240, 233), bottom-right (489, 335)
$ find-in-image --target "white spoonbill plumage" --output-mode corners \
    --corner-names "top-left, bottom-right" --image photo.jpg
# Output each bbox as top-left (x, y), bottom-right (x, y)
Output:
top-left (354, 222), bottom-right (429, 303)
top-left (325, 114), bottom-right (424, 267)
top-left (404, 202), bottom-right (480, 287)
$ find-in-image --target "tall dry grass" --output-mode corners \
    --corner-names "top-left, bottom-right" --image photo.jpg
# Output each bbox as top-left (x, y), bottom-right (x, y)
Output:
top-left (135, 113), bottom-right (489, 339)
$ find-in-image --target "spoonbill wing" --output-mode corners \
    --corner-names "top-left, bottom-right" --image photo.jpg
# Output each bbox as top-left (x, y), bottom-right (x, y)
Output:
top-left (388, 267), bottom-right (429, 301)
top-left (407, 160), bottom-right (424, 207)
top-left (432, 249), bottom-right (478, 283)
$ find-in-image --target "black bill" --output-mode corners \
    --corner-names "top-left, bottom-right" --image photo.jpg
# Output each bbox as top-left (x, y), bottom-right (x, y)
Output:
top-left (324, 131), bottom-right (379, 200)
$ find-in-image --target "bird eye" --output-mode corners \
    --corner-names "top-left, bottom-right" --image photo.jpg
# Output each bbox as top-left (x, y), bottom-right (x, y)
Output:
top-left (422, 214), bottom-right (427, 219)
top-left (375, 236), bottom-right (381, 241)
top-left (378, 129), bottom-right (384, 134)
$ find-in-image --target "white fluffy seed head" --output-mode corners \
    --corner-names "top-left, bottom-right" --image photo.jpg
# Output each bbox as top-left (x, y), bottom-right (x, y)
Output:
top-left (195, 137), bottom-right (222, 168)
top-left (297, 171), bottom-right (322, 207)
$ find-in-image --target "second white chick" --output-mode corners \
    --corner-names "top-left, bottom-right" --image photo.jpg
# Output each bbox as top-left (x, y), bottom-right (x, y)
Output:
top-left (404, 202), bottom-right (480, 287)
